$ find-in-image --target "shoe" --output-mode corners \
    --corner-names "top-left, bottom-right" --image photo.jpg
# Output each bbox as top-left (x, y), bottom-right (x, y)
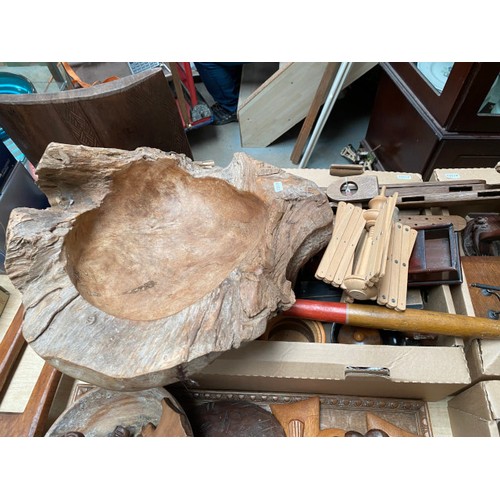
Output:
top-left (211, 103), bottom-right (238, 125)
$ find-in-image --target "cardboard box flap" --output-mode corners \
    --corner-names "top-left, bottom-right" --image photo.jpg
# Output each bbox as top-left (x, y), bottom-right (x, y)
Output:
top-left (200, 341), bottom-right (470, 384)
top-left (432, 167), bottom-right (500, 185)
top-left (283, 169), bottom-right (422, 190)
top-left (478, 340), bottom-right (500, 375)
top-left (485, 381), bottom-right (500, 419)
top-left (448, 381), bottom-right (500, 421)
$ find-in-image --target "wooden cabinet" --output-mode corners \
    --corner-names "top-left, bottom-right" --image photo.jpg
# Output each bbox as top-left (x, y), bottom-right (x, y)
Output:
top-left (363, 62), bottom-right (500, 180)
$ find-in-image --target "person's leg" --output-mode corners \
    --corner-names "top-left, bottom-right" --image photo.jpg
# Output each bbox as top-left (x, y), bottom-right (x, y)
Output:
top-left (194, 62), bottom-right (243, 114)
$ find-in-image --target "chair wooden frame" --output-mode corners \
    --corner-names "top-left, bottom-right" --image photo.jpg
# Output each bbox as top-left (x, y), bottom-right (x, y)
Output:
top-left (0, 305), bottom-right (61, 437)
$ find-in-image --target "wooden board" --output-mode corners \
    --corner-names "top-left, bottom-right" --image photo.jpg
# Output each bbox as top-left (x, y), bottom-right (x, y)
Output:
top-left (461, 256), bottom-right (500, 319)
top-left (0, 68), bottom-right (192, 166)
top-left (238, 62), bottom-right (377, 147)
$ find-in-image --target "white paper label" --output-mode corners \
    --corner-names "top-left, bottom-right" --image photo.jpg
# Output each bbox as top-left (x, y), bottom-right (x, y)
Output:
top-left (444, 173), bottom-right (461, 179)
top-left (396, 174), bottom-right (412, 180)
top-left (273, 181), bottom-right (283, 192)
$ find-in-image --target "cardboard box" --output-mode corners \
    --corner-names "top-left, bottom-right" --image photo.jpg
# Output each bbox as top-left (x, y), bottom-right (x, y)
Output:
top-left (449, 270), bottom-right (500, 385)
top-left (192, 169), bottom-right (473, 402)
top-left (448, 380), bottom-right (500, 436)
top-left (431, 166), bottom-right (500, 185)
top-left (431, 170), bottom-right (500, 385)
top-left (456, 257), bottom-right (500, 384)
top-left (193, 283), bottom-right (471, 402)
top-left (430, 166), bottom-right (500, 216)
top-left (283, 168), bottom-right (423, 190)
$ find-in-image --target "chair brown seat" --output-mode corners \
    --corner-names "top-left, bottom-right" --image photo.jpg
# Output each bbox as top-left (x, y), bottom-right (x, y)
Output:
top-left (0, 68), bottom-right (192, 166)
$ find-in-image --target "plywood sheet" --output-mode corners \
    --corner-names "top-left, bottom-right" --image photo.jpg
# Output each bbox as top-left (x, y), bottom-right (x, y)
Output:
top-left (238, 62), bottom-right (377, 147)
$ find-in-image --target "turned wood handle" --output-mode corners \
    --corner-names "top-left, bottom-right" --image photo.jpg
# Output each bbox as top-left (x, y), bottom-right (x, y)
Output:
top-left (285, 299), bottom-right (500, 339)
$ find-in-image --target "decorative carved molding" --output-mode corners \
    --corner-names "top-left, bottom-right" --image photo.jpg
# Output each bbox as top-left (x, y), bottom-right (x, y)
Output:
top-left (180, 389), bottom-right (432, 437)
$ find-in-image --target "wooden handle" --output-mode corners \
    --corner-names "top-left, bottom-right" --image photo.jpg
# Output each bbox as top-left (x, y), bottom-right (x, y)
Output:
top-left (285, 299), bottom-right (500, 339)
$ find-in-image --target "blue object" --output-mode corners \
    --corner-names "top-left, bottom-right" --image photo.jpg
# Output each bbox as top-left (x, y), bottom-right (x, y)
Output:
top-left (0, 71), bottom-right (36, 141)
top-left (193, 63), bottom-right (244, 114)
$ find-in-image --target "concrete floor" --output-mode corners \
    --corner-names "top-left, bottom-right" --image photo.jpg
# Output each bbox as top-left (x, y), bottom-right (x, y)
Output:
top-left (189, 64), bottom-right (381, 169)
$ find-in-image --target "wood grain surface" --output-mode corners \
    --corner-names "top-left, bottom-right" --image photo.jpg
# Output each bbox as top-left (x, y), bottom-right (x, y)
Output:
top-left (5, 143), bottom-right (333, 390)
top-left (0, 68), bottom-right (192, 165)
top-left (461, 256), bottom-right (500, 319)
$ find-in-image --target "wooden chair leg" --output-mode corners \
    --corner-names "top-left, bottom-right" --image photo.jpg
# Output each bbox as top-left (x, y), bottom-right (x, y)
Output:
top-left (0, 306), bottom-right (62, 437)
top-left (0, 305), bottom-right (24, 392)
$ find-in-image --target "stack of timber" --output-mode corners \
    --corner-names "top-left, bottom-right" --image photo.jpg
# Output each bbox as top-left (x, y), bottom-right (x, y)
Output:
top-left (315, 188), bottom-right (418, 311)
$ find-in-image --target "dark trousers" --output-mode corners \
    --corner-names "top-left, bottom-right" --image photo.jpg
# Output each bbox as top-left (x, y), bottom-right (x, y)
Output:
top-left (194, 63), bottom-right (244, 114)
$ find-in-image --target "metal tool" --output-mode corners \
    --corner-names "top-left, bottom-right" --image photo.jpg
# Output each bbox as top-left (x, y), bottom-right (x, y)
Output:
top-left (470, 282), bottom-right (500, 319)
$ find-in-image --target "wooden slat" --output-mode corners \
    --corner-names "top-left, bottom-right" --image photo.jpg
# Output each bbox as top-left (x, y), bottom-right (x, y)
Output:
top-left (239, 62), bottom-right (328, 147)
top-left (0, 362), bottom-right (62, 437)
top-left (0, 304), bottom-right (62, 437)
top-left (290, 63), bottom-right (340, 164)
top-left (0, 306), bottom-right (24, 393)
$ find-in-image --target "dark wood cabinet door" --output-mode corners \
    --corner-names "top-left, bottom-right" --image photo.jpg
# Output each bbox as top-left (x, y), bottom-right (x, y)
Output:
top-left (385, 62), bottom-right (475, 127)
top-left (384, 62), bottom-right (500, 134)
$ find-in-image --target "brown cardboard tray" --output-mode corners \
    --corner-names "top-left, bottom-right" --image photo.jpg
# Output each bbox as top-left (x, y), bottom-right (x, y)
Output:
top-left (192, 281), bottom-right (471, 402)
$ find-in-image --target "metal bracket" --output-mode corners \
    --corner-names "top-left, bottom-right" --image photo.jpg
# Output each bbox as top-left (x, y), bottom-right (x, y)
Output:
top-left (471, 282), bottom-right (500, 319)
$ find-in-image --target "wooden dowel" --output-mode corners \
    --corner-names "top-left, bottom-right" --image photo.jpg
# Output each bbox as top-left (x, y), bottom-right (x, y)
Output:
top-left (285, 299), bottom-right (500, 339)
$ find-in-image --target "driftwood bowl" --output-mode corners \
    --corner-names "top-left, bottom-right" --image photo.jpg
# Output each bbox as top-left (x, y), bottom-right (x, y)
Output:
top-left (46, 387), bottom-right (187, 437)
top-left (6, 143), bottom-right (333, 390)
top-left (63, 156), bottom-right (268, 321)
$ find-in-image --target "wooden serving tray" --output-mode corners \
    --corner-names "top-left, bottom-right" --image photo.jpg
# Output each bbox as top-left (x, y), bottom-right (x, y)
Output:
top-left (172, 388), bottom-right (433, 437)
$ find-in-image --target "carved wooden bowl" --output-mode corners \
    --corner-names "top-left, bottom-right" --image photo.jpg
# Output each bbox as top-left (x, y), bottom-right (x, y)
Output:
top-left (63, 158), bottom-right (268, 321)
top-left (46, 387), bottom-right (187, 437)
top-left (6, 143), bottom-right (333, 390)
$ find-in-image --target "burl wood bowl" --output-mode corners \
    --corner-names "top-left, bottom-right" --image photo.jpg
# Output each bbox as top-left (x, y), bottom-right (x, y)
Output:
top-left (46, 387), bottom-right (187, 437)
top-left (6, 143), bottom-right (333, 390)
